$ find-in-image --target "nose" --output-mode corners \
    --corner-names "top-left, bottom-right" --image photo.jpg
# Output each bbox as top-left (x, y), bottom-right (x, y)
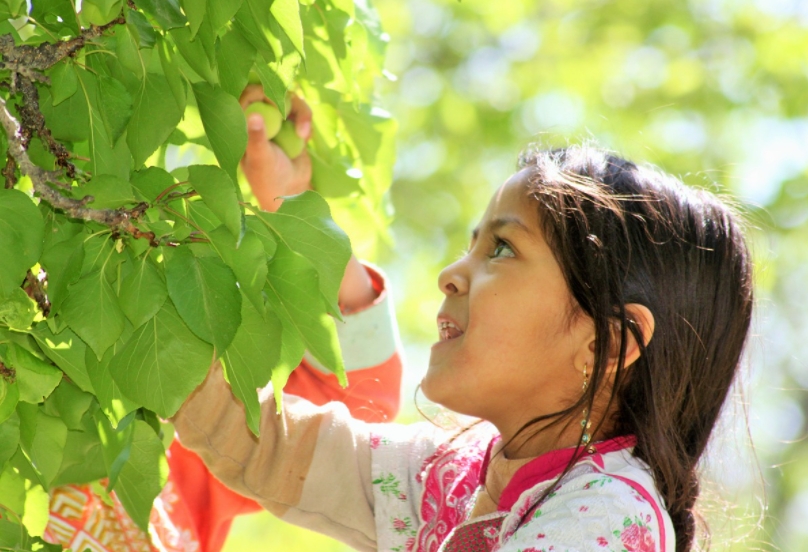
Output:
top-left (438, 257), bottom-right (469, 296)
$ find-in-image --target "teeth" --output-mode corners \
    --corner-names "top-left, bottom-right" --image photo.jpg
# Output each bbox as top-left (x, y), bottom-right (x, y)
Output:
top-left (438, 321), bottom-right (463, 341)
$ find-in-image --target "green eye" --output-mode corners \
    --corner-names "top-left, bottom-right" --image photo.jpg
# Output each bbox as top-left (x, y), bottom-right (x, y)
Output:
top-left (492, 240), bottom-right (515, 258)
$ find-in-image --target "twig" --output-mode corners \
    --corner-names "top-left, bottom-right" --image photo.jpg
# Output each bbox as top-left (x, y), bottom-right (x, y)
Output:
top-left (2, 153), bottom-right (16, 188)
top-left (24, 269), bottom-right (50, 317)
top-left (0, 361), bottom-right (15, 384)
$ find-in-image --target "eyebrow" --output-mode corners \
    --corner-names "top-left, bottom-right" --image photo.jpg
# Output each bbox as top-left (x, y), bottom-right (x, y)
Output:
top-left (471, 216), bottom-right (533, 241)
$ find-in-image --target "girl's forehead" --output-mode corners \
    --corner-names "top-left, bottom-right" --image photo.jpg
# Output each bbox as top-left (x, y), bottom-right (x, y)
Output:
top-left (485, 171), bottom-right (535, 220)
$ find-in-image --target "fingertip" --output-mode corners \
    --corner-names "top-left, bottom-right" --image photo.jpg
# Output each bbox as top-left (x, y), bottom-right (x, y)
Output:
top-left (297, 120), bottom-right (312, 140)
top-left (247, 113), bottom-right (265, 132)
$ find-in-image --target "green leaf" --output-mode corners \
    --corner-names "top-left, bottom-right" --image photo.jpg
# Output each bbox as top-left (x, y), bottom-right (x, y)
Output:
top-left (171, 26), bottom-right (218, 84)
top-left (256, 191), bottom-right (351, 315)
top-left (72, 174), bottom-right (136, 209)
top-left (53, 423), bottom-right (107, 486)
top-left (310, 150), bottom-right (363, 197)
top-left (0, 375), bottom-right (18, 426)
top-left (86, 324), bottom-right (140, 427)
top-left (115, 420), bottom-right (168, 531)
top-left (134, 0), bottom-right (187, 30)
top-left (17, 403), bottom-right (68, 488)
top-left (0, 463), bottom-right (25, 515)
top-left (81, 233), bottom-right (126, 280)
top-left (217, 26), bottom-right (257, 98)
top-left (49, 62), bottom-right (79, 106)
top-left (94, 409), bottom-right (135, 492)
top-left (118, 254), bottom-right (168, 329)
top-left (209, 225), bottom-right (267, 313)
top-left (108, 300), bottom-right (213, 418)
top-left (180, 0), bottom-right (206, 37)
top-left (76, 69), bottom-right (131, 176)
top-left (31, 324), bottom-right (94, 394)
top-left (131, 166), bottom-right (175, 202)
top-left (187, 200), bottom-right (222, 232)
top-left (245, 215), bottom-right (278, 255)
top-left (40, 232), bottom-right (85, 313)
top-left (127, 10), bottom-right (158, 48)
top-left (44, 380), bottom-right (94, 431)
top-left (207, 0), bottom-right (244, 35)
top-left (156, 36), bottom-right (188, 111)
top-left (271, 313), bottom-right (306, 410)
top-left (0, 0), bottom-right (26, 19)
top-left (221, 300), bottom-right (281, 435)
top-left (187, 165), bottom-right (244, 239)
top-left (192, 83), bottom-right (248, 181)
top-left (127, 72), bottom-right (186, 167)
top-left (164, 246), bottom-right (242, 352)
top-left (0, 412), bottom-right (20, 467)
top-left (264, 245), bottom-right (344, 379)
top-left (31, 0), bottom-right (80, 36)
top-left (61, 270), bottom-right (126, 360)
top-left (0, 189), bottom-right (45, 298)
top-left (22, 483), bottom-right (49, 538)
top-left (39, 85), bottom-right (90, 143)
top-left (0, 288), bottom-right (36, 331)
top-left (4, 344), bottom-right (61, 404)
top-left (270, 0), bottom-right (305, 58)
top-left (253, 63), bottom-right (288, 115)
top-left (81, 0), bottom-right (124, 26)
top-left (98, 75), bottom-right (134, 144)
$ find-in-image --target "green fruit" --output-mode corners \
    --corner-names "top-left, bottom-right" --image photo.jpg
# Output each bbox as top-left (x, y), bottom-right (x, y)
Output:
top-left (244, 101), bottom-right (283, 140)
top-left (272, 120), bottom-right (305, 159)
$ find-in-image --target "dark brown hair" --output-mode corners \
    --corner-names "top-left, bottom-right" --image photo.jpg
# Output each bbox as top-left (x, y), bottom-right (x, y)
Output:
top-left (514, 145), bottom-right (754, 551)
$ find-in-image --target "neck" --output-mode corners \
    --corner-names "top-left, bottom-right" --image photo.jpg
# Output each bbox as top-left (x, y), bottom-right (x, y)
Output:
top-left (494, 402), bottom-right (616, 460)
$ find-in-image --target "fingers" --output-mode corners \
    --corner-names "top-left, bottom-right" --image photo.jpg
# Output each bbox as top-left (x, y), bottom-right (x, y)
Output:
top-left (245, 112), bottom-right (271, 161)
top-left (239, 83), bottom-right (266, 109)
top-left (288, 94), bottom-right (313, 141)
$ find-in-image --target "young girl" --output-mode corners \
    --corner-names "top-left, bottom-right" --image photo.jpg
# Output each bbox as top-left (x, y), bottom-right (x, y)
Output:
top-left (173, 144), bottom-right (753, 552)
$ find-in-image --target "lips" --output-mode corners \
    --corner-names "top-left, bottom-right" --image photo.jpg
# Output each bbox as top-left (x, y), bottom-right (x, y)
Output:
top-left (437, 316), bottom-right (464, 341)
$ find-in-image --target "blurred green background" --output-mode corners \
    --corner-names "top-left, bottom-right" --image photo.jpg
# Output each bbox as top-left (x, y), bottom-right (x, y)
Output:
top-left (224, 0), bottom-right (808, 550)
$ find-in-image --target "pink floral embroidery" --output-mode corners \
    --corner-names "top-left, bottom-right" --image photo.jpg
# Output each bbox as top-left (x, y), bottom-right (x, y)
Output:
top-left (405, 537), bottom-right (415, 551)
top-left (370, 435), bottom-right (382, 449)
top-left (579, 505), bottom-right (589, 512)
top-left (620, 523), bottom-right (655, 552)
top-left (537, 533), bottom-right (546, 539)
top-left (416, 441), bottom-right (487, 552)
top-left (597, 536), bottom-right (609, 547)
top-left (393, 518), bottom-right (409, 532)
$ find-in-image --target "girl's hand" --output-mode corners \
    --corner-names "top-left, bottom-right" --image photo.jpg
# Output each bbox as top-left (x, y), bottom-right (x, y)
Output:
top-left (238, 86), bottom-right (378, 312)
top-left (239, 85), bottom-right (313, 213)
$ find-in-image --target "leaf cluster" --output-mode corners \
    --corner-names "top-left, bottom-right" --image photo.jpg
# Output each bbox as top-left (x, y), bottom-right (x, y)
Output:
top-left (0, 0), bottom-right (395, 547)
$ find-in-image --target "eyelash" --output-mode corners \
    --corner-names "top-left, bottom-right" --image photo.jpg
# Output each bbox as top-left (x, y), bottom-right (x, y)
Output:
top-left (489, 237), bottom-right (515, 259)
top-left (461, 236), bottom-right (516, 259)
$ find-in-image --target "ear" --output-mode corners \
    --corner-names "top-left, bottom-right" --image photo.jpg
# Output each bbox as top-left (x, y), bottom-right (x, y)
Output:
top-left (584, 304), bottom-right (655, 372)
top-left (620, 304), bottom-right (655, 369)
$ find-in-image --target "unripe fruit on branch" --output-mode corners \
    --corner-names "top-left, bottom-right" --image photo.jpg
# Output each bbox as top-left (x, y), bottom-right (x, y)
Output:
top-left (272, 120), bottom-right (305, 159)
top-left (244, 101), bottom-right (283, 140)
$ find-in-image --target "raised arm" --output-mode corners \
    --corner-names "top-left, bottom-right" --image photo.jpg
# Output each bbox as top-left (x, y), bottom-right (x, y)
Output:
top-left (239, 86), bottom-right (376, 314)
top-left (172, 362), bottom-right (379, 551)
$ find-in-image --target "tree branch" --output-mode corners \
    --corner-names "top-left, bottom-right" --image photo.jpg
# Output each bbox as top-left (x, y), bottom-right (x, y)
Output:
top-left (0, 96), bottom-right (150, 235)
top-left (0, 15), bottom-right (126, 75)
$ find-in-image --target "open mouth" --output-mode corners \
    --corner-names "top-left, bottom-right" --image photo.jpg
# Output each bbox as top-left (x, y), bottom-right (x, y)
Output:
top-left (438, 320), bottom-right (464, 341)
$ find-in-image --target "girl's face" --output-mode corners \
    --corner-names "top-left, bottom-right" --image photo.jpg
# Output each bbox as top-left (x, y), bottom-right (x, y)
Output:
top-left (422, 170), bottom-right (595, 439)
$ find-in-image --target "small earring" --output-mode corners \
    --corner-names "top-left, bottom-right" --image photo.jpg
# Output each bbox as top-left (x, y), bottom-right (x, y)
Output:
top-left (580, 363), bottom-right (594, 453)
